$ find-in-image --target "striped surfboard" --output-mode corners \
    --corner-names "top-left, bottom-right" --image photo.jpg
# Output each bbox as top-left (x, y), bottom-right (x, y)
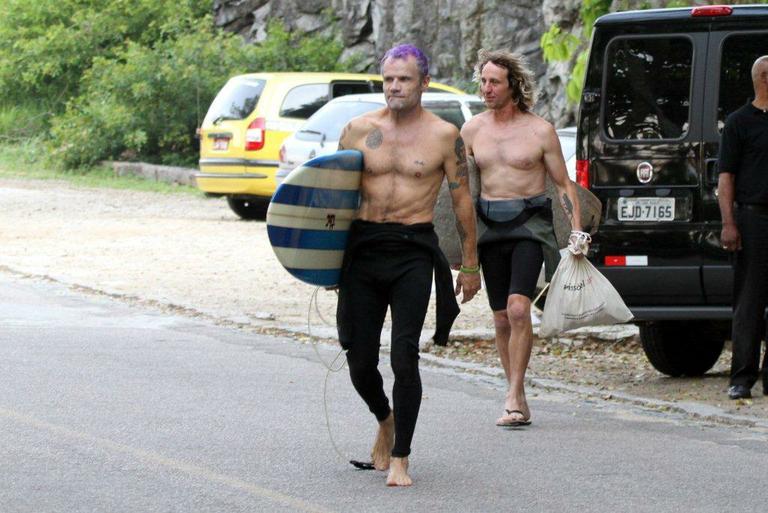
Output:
top-left (266, 150), bottom-right (363, 287)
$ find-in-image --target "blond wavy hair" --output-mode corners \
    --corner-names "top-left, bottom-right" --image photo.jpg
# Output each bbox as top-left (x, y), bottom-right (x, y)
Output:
top-left (473, 49), bottom-right (537, 112)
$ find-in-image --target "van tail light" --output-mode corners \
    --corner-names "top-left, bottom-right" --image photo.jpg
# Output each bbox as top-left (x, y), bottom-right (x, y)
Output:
top-left (691, 5), bottom-right (732, 17)
top-left (279, 144), bottom-right (286, 163)
top-left (605, 255), bottom-right (648, 267)
top-left (576, 159), bottom-right (590, 189)
top-left (245, 117), bottom-right (266, 151)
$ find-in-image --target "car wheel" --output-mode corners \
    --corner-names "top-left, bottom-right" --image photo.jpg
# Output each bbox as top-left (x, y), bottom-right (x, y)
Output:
top-left (226, 196), bottom-right (268, 220)
top-left (639, 321), bottom-right (726, 377)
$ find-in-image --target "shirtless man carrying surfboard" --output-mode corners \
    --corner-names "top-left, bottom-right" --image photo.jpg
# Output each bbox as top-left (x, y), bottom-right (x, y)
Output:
top-left (460, 49), bottom-right (584, 429)
top-left (336, 44), bottom-right (481, 486)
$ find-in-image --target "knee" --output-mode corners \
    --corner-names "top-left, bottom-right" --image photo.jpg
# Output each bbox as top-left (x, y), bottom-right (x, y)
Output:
top-left (505, 295), bottom-right (531, 324)
top-left (493, 310), bottom-right (511, 330)
top-left (346, 349), bottom-right (378, 381)
top-left (390, 346), bottom-right (420, 384)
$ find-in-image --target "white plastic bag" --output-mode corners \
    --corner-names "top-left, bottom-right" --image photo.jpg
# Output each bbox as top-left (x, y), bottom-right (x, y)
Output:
top-left (539, 236), bottom-right (633, 338)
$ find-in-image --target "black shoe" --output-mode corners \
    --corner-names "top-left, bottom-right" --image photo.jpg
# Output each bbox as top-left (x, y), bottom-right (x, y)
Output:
top-left (728, 385), bottom-right (752, 400)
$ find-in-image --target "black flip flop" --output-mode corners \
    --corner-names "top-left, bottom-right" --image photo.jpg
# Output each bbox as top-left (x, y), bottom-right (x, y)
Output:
top-left (496, 409), bottom-right (532, 427)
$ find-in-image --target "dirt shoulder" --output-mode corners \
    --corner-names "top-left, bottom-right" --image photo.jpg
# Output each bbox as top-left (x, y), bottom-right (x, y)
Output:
top-left (1, 178), bottom-right (766, 423)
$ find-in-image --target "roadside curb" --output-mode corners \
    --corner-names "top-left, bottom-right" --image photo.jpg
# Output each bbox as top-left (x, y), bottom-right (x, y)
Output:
top-left (105, 161), bottom-right (197, 187)
top-left (3, 265), bottom-right (766, 432)
top-left (417, 351), bottom-right (768, 430)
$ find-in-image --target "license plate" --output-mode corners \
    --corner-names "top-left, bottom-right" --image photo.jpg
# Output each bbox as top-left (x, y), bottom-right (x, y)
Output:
top-left (213, 138), bottom-right (229, 151)
top-left (617, 197), bottom-right (675, 221)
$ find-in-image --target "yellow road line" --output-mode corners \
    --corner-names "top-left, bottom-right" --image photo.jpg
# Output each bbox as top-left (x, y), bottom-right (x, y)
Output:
top-left (0, 407), bottom-right (335, 513)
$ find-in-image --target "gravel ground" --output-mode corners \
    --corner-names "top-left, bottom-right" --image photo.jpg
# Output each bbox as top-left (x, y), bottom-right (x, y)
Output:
top-left (1, 178), bottom-right (766, 422)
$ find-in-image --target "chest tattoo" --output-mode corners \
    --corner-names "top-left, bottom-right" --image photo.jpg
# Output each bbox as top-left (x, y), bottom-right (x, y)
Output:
top-left (365, 128), bottom-right (383, 149)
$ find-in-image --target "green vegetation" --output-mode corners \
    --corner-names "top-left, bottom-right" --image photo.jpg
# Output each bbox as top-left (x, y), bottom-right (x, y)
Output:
top-left (0, 140), bottom-right (197, 193)
top-left (540, 0), bottom-right (611, 104)
top-left (0, 0), bottom-right (349, 171)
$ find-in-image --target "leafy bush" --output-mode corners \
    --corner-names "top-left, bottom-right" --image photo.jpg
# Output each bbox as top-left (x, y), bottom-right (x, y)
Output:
top-left (540, 0), bottom-right (611, 105)
top-left (49, 16), bottom-right (347, 168)
top-left (0, 102), bottom-right (51, 142)
top-left (0, 0), bottom-right (211, 111)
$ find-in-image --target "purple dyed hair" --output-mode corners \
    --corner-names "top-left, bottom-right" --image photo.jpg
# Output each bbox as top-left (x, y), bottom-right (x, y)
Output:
top-left (380, 44), bottom-right (430, 78)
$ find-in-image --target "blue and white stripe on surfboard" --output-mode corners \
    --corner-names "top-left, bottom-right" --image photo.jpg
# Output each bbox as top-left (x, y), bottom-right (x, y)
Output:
top-left (266, 150), bottom-right (363, 288)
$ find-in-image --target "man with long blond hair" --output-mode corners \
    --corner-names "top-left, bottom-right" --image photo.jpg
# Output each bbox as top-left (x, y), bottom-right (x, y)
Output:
top-left (461, 49), bottom-right (583, 427)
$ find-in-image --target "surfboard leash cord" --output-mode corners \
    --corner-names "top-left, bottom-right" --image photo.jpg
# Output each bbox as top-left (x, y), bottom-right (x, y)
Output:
top-left (308, 287), bottom-right (375, 471)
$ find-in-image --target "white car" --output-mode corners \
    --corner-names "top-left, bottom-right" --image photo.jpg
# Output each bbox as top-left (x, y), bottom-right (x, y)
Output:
top-left (556, 125), bottom-right (577, 180)
top-left (276, 92), bottom-right (486, 183)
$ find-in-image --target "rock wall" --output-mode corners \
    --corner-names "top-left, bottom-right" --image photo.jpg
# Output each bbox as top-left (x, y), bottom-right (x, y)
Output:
top-left (213, 0), bottom-right (584, 125)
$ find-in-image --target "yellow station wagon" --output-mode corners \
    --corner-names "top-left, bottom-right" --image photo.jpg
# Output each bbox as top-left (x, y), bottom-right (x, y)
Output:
top-left (196, 72), bottom-right (464, 219)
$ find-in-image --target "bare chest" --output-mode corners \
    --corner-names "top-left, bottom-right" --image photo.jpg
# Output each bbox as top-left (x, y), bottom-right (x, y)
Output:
top-left (360, 128), bottom-right (443, 179)
top-left (472, 134), bottom-right (543, 173)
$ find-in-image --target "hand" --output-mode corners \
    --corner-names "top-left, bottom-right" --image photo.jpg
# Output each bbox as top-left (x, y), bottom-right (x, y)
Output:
top-left (567, 230), bottom-right (591, 257)
top-left (721, 223), bottom-right (741, 252)
top-left (455, 271), bottom-right (481, 304)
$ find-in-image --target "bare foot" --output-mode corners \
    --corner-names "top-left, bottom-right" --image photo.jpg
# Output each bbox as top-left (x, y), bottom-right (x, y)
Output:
top-left (386, 457), bottom-right (412, 486)
top-left (496, 392), bottom-right (531, 426)
top-left (371, 412), bottom-right (394, 471)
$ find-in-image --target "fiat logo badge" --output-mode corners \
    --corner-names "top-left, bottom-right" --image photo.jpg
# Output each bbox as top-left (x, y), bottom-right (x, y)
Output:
top-left (636, 161), bottom-right (653, 184)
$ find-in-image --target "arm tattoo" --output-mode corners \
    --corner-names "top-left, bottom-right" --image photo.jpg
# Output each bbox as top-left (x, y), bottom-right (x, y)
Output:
top-left (446, 137), bottom-right (468, 191)
top-left (455, 220), bottom-right (467, 245)
top-left (365, 128), bottom-right (383, 149)
top-left (454, 137), bottom-right (468, 181)
top-left (561, 193), bottom-right (574, 222)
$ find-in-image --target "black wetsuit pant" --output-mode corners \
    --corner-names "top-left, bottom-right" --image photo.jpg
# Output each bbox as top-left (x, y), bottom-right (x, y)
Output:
top-left (731, 206), bottom-right (768, 389)
top-left (479, 239), bottom-right (543, 310)
top-left (338, 239), bottom-right (433, 458)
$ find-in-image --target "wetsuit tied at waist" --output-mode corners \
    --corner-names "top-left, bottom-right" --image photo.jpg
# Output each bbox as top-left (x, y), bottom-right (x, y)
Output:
top-left (476, 194), bottom-right (560, 282)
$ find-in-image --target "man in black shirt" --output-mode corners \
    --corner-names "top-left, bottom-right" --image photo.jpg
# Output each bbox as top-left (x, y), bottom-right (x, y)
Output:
top-left (718, 55), bottom-right (768, 400)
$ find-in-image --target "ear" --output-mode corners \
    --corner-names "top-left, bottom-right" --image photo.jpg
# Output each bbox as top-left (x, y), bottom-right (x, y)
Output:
top-left (421, 74), bottom-right (431, 91)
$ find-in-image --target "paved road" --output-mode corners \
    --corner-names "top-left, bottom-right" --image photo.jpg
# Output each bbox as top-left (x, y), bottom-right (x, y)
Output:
top-left (2, 273), bottom-right (767, 512)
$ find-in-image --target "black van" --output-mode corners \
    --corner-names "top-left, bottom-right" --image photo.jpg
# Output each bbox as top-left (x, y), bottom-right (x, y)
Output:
top-left (578, 5), bottom-right (768, 376)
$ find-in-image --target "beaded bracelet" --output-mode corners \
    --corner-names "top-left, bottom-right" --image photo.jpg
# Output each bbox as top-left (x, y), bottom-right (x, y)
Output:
top-left (459, 264), bottom-right (480, 274)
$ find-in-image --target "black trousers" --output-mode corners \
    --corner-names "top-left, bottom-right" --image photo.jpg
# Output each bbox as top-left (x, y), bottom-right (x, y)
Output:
top-left (731, 207), bottom-right (768, 388)
top-left (337, 239), bottom-right (433, 457)
top-left (479, 238), bottom-right (543, 309)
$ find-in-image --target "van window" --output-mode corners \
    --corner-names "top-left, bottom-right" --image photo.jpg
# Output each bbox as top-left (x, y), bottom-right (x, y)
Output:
top-left (603, 37), bottom-right (693, 141)
top-left (280, 84), bottom-right (329, 119)
top-left (203, 78), bottom-right (266, 125)
top-left (717, 32), bottom-right (768, 131)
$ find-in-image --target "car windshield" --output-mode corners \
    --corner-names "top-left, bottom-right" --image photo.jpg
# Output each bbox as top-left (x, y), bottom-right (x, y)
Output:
top-left (558, 132), bottom-right (576, 161)
top-left (295, 101), bottom-right (382, 141)
top-left (203, 78), bottom-right (266, 125)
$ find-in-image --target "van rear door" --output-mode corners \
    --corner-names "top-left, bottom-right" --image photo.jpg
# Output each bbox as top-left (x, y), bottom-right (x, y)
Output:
top-left (587, 30), bottom-right (710, 306)
top-left (700, 29), bottom-right (768, 304)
